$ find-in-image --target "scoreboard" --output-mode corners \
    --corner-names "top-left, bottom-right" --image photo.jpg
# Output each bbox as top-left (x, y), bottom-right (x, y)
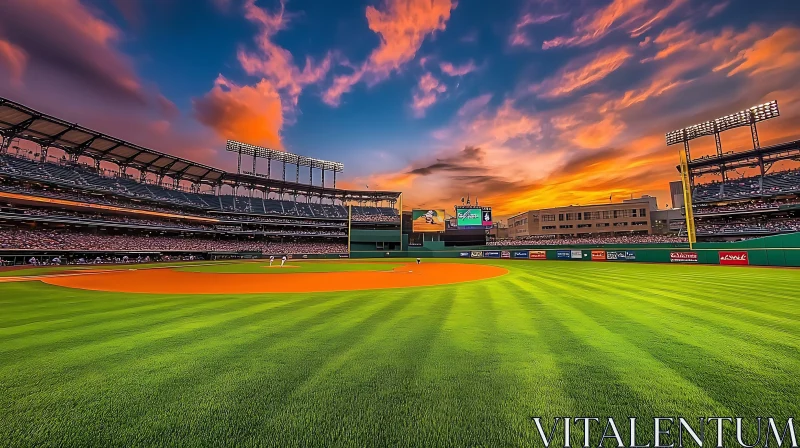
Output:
top-left (455, 206), bottom-right (492, 229)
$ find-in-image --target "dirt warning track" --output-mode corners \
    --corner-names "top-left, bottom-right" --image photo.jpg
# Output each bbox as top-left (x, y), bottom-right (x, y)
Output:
top-left (40, 262), bottom-right (508, 294)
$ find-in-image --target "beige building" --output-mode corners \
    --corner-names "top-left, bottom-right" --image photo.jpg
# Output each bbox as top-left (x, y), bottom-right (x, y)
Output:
top-left (508, 196), bottom-right (658, 238)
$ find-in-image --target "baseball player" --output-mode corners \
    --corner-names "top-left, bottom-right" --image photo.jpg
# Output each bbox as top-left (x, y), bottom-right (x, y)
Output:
top-left (416, 258), bottom-right (421, 265)
top-left (269, 255), bottom-right (275, 266)
top-left (281, 255), bottom-right (287, 267)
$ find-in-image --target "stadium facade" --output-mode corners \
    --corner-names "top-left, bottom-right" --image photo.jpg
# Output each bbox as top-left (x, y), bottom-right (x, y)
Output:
top-left (505, 196), bottom-right (658, 239)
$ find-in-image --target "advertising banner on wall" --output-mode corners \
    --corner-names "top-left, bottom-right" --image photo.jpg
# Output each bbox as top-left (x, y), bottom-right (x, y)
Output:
top-left (459, 251), bottom-right (471, 258)
top-left (501, 251), bottom-right (511, 259)
top-left (513, 250), bottom-right (530, 259)
top-left (529, 250), bottom-right (547, 260)
top-left (470, 251), bottom-right (483, 258)
top-left (571, 250), bottom-right (583, 259)
top-left (670, 252), bottom-right (698, 262)
top-left (557, 250), bottom-right (571, 259)
top-left (591, 250), bottom-right (606, 261)
top-left (483, 251), bottom-right (502, 259)
top-left (411, 209), bottom-right (446, 232)
top-left (606, 251), bottom-right (636, 261)
top-left (719, 251), bottom-right (749, 265)
top-left (338, 254), bottom-right (350, 258)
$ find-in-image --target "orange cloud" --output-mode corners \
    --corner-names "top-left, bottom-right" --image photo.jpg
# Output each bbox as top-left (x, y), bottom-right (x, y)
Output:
top-left (237, 0), bottom-right (333, 107)
top-left (323, 0), bottom-right (454, 106)
top-left (716, 27), bottom-right (800, 77)
top-left (601, 75), bottom-right (686, 112)
top-left (571, 115), bottom-right (627, 149)
top-left (0, 39), bottom-right (27, 86)
top-left (411, 72), bottom-right (446, 117)
top-left (543, 0), bottom-right (686, 49)
top-left (440, 60), bottom-right (477, 76)
top-left (467, 99), bottom-right (542, 144)
top-left (193, 75), bottom-right (284, 149)
top-left (532, 47), bottom-right (632, 98)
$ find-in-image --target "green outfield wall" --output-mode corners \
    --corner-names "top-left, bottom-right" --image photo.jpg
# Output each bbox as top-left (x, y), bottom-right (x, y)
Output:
top-left (349, 232), bottom-right (800, 267)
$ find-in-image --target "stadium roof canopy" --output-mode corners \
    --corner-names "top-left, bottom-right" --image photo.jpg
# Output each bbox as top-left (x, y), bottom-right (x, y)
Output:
top-left (0, 96), bottom-right (400, 200)
top-left (679, 138), bottom-right (800, 176)
top-left (0, 97), bottom-right (224, 184)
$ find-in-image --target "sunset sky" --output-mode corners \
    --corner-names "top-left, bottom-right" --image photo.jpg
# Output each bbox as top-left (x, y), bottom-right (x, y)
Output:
top-left (2, 0), bottom-right (800, 216)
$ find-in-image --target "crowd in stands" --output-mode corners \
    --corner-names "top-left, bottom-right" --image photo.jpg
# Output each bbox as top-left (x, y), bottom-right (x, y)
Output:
top-left (693, 169), bottom-right (800, 202)
top-left (2, 206), bottom-right (348, 236)
top-left (13, 208), bottom-right (215, 230)
top-left (488, 234), bottom-right (685, 246)
top-left (696, 217), bottom-right (800, 235)
top-left (351, 213), bottom-right (400, 222)
top-left (694, 198), bottom-right (800, 215)
top-left (0, 229), bottom-right (348, 253)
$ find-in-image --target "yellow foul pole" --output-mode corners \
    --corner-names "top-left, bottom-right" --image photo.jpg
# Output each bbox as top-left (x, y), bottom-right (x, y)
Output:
top-left (347, 204), bottom-right (352, 254)
top-left (678, 149), bottom-right (697, 249)
top-left (398, 193), bottom-right (403, 236)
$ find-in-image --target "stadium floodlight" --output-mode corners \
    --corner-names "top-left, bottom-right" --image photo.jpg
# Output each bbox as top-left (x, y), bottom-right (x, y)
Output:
top-left (226, 140), bottom-right (344, 172)
top-left (666, 100), bottom-right (780, 146)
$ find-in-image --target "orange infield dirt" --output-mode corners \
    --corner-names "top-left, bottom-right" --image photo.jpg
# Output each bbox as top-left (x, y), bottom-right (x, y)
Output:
top-left (40, 262), bottom-right (508, 294)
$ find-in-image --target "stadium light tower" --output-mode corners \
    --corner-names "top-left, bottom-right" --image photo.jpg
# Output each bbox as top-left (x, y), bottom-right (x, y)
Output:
top-left (666, 100), bottom-right (779, 158)
top-left (225, 140), bottom-right (344, 189)
top-left (666, 100), bottom-right (779, 184)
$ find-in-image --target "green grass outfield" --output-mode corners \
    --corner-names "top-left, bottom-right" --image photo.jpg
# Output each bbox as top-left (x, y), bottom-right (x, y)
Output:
top-left (1, 259), bottom-right (798, 446)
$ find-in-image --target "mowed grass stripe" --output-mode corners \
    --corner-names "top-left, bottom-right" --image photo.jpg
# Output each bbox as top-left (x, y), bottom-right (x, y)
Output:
top-left (0, 290), bottom-right (367, 383)
top-left (114, 290), bottom-right (422, 447)
top-left (252, 289), bottom-right (455, 446)
top-left (564, 291), bottom-right (798, 417)
top-left (487, 278), bottom-right (584, 447)
top-left (535, 266), bottom-right (800, 341)
top-left (531, 267), bottom-right (800, 355)
top-left (2, 291), bottom-right (402, 446)
top-left (0, 259), bottom-right (799, 446)
top-left (512, 273), bottom-right (725, 414)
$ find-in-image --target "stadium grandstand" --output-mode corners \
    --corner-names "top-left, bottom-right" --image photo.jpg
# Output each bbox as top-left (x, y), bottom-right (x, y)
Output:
top-left (0, 96), bottom-right (400, 263)
top-left (668, 100), bottom-right (800, 240)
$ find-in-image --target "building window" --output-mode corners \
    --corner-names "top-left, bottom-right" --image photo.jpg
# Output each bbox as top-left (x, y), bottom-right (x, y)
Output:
top-left (559, 225), bottom-right (573, 229)
top-left (632, 221), bottom-right (649, 226)
top-left (639, 208), bottom-right (647, 217)
top-left (578, 224), bottom-right (592, 228)
top-left (602, 211), bottom-right (611, 219)
top-left (542, 214), bottom-right (555, 222)
top-left (596, 223), bottom-right (610, 227)
top-left (613, 221), bottom-right (629, 227)
top-left (613, 210), bottom-right (631, 218)
top-left (542, 225), bottom-right (556, 230)
top-left (558, 213), bottom-right (565, 221)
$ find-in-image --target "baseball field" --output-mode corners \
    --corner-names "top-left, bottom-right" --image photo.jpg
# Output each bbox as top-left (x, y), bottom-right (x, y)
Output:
top-left (1, 259), bottom-right (798, 446)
